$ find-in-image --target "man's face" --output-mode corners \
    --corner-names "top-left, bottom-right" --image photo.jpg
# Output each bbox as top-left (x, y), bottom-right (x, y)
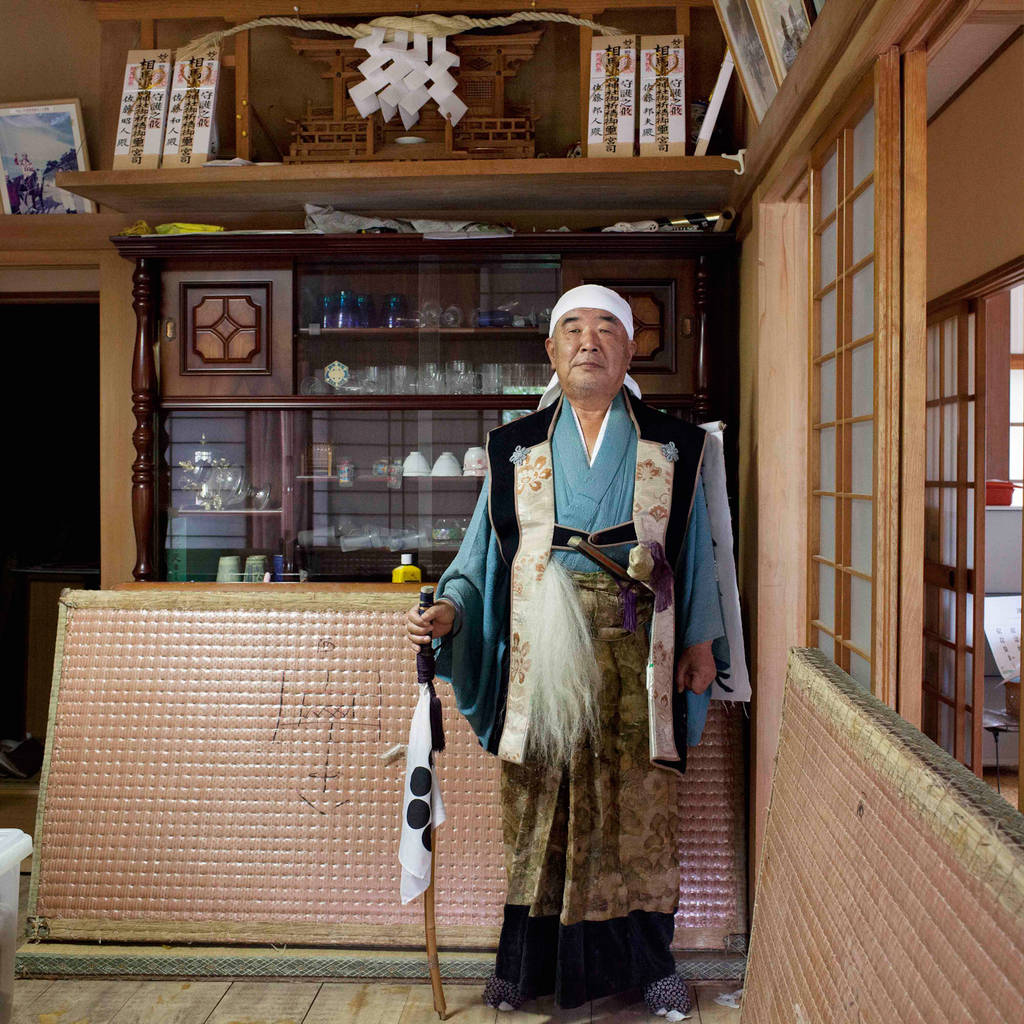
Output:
top-left (545, 307), bottom-right (636, 404)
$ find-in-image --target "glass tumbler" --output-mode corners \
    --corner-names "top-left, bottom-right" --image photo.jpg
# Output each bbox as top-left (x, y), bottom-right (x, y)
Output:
top-left (321, 293), bottom-right (338, 329)
top-left (481, 363), bottom-right (503, 393)
top-left (356, 294), bottom-right (376, 327)
top-left (418, 362), bottom-right (442, 394)
top-left (391, 364), bottom-right (417, 394)
top-left (446, 360), bottom-right (471, 394)
top-left (381, 293), bottom-right (408, 328)
top-left (336, 289), bottom-right (359, 328)
top-left (361, 365), bottom-right (385, 394)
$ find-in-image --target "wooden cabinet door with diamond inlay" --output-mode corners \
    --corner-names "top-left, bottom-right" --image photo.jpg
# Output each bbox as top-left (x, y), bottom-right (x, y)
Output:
top-left (560, 256), bottom-right (696, 396)
top-left (160, 268), bottom-right (292, 396)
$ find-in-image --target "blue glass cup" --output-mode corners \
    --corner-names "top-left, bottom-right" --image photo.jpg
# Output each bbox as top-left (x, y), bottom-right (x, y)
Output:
top-left (381, 293), bottom-right (407, 328)
top-left (321, 293), bottom-right (338, 329)
top-left (356, 294), bottom-right (376, 327)
top-left (337, 290), bottom-right (359, 328)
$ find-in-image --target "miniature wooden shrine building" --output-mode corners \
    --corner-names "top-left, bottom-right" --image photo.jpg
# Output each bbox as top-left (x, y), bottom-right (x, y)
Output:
top-left (286, 31), bottom-right (542, 162)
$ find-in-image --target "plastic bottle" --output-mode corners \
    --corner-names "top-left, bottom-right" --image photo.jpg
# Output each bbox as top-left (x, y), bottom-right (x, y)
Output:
top-left (392, 553), bottom-right (421, 584)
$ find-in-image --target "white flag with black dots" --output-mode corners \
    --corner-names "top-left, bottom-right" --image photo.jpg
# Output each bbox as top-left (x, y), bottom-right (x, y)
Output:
top-left (699, 421), bottom-right (751, 703)
top-left (399, 684), bottom-right (446, 903)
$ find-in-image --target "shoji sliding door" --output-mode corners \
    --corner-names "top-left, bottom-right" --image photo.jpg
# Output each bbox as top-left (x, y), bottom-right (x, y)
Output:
top-left (809, 81), bottom-right (878, 689)
top-left (923, 305), bottom-right (986, 770)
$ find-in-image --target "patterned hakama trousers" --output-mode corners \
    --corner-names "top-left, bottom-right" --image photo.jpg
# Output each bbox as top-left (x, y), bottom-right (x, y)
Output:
top-left (496, 573), bottom-right (681, 1008)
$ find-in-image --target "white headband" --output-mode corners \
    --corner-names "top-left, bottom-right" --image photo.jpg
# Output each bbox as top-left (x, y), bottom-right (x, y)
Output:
top-left (548, 284), bottom-right (634, 340)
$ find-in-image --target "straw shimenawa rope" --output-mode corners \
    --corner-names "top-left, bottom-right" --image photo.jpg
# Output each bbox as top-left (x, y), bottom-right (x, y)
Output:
top-left (179, 11), bottom-right (627, 55)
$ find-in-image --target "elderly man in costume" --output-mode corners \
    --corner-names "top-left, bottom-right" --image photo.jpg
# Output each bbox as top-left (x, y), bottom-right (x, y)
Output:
top-left (406, 284), bottom-right (728, 1019)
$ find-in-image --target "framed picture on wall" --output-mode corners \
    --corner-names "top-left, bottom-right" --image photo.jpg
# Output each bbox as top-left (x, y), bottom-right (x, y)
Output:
top-left (0, 99), bottom-right (94, 215)
top-left (750, 0), bottom-right (812, 82)
top-left (711, 1), bottom-right (778, 123)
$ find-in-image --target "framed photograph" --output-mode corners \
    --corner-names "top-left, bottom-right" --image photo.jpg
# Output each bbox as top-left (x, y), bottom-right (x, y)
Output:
top-left (0, 99), bottom-right (94, 215)
top-left (711, 1), bottom-right (778, 124)
top-left (750, 0), bottom-right (812, 82)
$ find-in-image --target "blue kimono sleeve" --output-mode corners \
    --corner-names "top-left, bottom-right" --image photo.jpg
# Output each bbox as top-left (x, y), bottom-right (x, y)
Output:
top-left (432, 479), bottom-right (509, 754)
top-left (675, 475), bottom-right (730, 746)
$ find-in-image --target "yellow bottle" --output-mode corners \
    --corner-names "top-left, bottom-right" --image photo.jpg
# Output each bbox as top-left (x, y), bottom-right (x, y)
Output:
top-left (392, 553), bottom-right (422, 583)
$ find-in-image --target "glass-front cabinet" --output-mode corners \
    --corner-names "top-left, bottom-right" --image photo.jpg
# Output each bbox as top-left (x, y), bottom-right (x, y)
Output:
top-left (166, 406), bottom-right (514, 582)
top-left (119, 233), bottom-right (735, 582)
top-left (296, 257), bottom-right (558, 397)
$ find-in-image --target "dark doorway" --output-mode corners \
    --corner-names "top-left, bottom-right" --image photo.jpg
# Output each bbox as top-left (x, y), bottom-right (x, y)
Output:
top-left (0, 300), bottom-right (100, 747)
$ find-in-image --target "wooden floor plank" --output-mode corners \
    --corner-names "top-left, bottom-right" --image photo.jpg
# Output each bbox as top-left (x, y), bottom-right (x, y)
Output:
top-left (693, 982), bottom-right (742, 1023)
top-left (397, 982), bottom-right (497, 1024)
top-left (10, 979), bottom-right (55, 1018)
top-left (301, 982), bottom-right (410, 1024)
top-left (502, 993), bottom-right (592, 1023)
top-left (590, 990), bottom-right (655, 1021)
top-left (204, 980), bottom-right (322, 1023)
top-left (8, 978), bottom-right (740, 1024)
top-left (107, 980), bottom-right (230, 1024)
top-left (12, 979), bottom-right (144, 1024)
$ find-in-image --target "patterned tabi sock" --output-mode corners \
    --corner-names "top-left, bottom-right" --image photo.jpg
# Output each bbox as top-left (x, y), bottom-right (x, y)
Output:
top-left (483, 973), bottom-right (525, 1012)
top-left (644, 973), bottom-right (693, 1021)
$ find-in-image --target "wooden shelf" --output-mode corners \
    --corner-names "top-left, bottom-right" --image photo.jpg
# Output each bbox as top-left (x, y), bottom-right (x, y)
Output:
top-left (56, 156), bottom-right (742, 220)
top-left (295, 474), bottom-right (483, 485)
top-left (159, 394), bottom-right (550, 410)
top-left (173, 508), bottom-right (283, 515)
top-left (299, 327), bottom-right (546, 336)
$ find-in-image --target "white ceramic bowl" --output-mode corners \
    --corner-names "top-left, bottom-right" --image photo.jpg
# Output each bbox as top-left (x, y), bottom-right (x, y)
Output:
top-left (402, 450), bottom-right (431, 476)
top-left (431, 451), bottom-right (462, 477)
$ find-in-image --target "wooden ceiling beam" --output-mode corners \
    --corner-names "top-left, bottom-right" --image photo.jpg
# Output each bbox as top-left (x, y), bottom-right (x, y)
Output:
top-left (90, 1), bottom-right (714, 21)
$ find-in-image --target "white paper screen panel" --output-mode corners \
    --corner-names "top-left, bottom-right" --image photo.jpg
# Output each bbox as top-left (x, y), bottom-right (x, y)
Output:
top-left (852, 106), bottom-right (874, 185)
top-left (809, 94), bottom-right (878, 685)
top-left (819, 146), bottom-right (838, 220)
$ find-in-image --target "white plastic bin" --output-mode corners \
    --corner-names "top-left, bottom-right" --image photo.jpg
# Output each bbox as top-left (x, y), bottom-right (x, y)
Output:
top-left (0, 830), bottom-right (31, 1024)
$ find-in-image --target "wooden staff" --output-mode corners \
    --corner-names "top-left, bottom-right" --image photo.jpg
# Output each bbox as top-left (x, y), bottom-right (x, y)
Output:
top-left (416, 584), bottom-right (448, 1020)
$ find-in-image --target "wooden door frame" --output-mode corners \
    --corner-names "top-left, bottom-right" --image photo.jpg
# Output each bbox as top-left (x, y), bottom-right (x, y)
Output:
top-left (751, 48), bottom-right (928, 876)
top-left (925, 255), bottom-right (1024, 782)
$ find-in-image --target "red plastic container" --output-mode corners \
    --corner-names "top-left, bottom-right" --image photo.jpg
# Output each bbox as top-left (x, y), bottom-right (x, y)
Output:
top-left (986, 480), bottom-right (1017, 506)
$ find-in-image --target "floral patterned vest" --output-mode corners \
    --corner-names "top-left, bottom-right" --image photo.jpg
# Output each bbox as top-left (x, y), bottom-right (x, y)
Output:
top-left (485, 389), bottom-right (706, 775)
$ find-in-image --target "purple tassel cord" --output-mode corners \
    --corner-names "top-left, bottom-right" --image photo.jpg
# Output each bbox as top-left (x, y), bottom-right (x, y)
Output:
top-left (643, 540), bottom-right (674, 612)
top-left (618, 541), bottom-right (674, 631)
top-left (618, 581), bottom-right (640, 633)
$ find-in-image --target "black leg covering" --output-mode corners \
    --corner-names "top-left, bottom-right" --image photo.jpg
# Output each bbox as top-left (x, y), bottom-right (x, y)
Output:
top-left (494, 904), bottom-right (676, 1009)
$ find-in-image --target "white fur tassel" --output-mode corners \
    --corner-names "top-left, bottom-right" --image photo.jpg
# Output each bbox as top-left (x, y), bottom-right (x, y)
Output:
top-left (522, 558), bottom-right (601, 765)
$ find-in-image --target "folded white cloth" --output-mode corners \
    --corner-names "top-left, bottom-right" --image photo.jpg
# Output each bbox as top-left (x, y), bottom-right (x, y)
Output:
top-left (538, 372), bottom-right (642, 410)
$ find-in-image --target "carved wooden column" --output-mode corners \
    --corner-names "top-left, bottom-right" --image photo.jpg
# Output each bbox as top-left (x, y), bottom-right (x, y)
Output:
top-left (234, 28), bottom-right (252, 161)
top-left (693, 253), bottom-right (711, 423)
top-left (131, 257), bottom-right (158, 580)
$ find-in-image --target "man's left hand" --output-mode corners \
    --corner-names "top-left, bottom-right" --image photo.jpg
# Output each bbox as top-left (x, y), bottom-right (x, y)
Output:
top-left (675, 640), bottom-right (716, 694)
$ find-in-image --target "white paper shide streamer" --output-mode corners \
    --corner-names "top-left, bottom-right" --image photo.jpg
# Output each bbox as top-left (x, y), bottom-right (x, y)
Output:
top-left (399, 683), bottom-right (447, 903)
top-left (349, 28), bottom-right (468, 130)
